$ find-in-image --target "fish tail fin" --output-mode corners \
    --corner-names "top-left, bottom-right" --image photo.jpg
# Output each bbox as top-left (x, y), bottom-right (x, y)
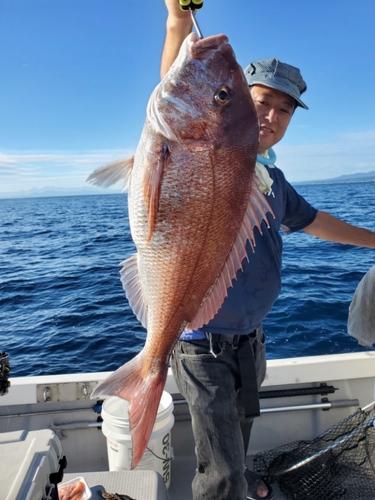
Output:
top-left (91, 352), bottom-right (168, 469)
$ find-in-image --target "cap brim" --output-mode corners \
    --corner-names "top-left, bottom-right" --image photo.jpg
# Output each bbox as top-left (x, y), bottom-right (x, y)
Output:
top-left (248, 79), bottom-right (309, 110)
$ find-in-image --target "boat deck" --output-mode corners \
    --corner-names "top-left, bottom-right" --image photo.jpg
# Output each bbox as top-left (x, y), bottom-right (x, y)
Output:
top-left (169, 449), bottom-right (285, 499)
top-left (2, 352), bottom-right (375, 499)
top-left (167, 407), bottom-right (286, 499)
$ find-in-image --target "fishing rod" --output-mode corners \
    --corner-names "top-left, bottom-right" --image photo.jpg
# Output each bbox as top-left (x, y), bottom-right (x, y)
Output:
top-left (179, 0), bottom-right (204, 39)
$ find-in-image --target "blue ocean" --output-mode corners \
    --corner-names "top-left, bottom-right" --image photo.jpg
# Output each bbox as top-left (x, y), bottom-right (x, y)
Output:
top-left (1, 181), bottom-right (375, 378)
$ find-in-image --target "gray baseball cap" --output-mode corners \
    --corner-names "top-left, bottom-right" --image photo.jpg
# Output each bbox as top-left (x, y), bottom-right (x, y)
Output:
top-left (244, 58), bottom-right (308, 110)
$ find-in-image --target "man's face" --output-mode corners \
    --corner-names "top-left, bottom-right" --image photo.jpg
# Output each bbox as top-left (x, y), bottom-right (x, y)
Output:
top-left (250, 84), bottom-right (295, 154)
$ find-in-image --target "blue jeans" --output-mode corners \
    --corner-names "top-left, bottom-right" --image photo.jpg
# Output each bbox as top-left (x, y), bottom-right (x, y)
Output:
top-left (171, 326), bottom-right (267, 500)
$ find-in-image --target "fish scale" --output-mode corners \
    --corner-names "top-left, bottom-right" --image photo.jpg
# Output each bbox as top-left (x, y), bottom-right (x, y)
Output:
top-left (87, 31), bottom-right (273, 469)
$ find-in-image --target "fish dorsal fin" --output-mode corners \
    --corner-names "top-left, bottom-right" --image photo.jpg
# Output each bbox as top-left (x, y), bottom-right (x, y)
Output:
top-left (86, 157), bottom-right (134, 190)
top-left (120, 253), bottom-right (148, 329)
top-left (187, 178), bottom-right (274, 330)
top-left (143, 143), bottom-right (170, 243)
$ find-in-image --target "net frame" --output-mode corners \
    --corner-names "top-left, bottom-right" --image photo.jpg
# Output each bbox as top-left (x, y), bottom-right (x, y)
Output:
top-left (253, 404), bottom-right (375, 499)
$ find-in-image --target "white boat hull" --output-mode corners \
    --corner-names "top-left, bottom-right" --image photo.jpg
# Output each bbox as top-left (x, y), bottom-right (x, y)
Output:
top-left (1, 352), bottom-right (375, 499)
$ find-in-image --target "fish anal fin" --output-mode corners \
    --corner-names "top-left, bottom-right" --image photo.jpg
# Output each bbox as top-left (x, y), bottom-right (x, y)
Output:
top-left (120, 253), bottom-right (148, 329)
top-left (90, 352), bottom-right (168, 469)
top-left (143, 143), bottom-right (170, 243)
top-left (188, 179), bottom-right (274, 330)
top-left (86, 157), bottom-right (134, 190)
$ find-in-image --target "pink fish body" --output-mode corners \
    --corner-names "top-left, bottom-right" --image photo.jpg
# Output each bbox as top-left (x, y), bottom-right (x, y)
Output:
top-left (88, 32), bottom-right (272, 468)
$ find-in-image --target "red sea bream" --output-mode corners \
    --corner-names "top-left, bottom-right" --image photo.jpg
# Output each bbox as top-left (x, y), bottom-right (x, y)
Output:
top-left (87, 32), bottom-right (273, 468)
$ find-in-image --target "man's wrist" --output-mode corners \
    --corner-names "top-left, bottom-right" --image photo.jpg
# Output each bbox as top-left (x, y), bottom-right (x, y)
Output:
top-left (166, 15), bottom-right (193, 32)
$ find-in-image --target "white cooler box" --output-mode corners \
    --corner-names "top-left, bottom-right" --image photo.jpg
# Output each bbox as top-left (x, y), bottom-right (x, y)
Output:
top-left (0, 429), bottom-right (67, 500)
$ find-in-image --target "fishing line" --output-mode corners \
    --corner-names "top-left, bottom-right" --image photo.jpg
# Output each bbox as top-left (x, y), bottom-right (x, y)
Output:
top-left (146, 446), bottom-right (174, 462)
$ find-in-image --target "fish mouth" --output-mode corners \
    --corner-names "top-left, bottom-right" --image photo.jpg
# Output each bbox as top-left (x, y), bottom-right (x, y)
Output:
top-left (188, 32), bottom-right (229, 59)
top-left (146, 87), bottom-right (203, 141)
top-left (161, 90), bottom-right (201, 118)
top-left (147, 85), bottom-right (179, 141)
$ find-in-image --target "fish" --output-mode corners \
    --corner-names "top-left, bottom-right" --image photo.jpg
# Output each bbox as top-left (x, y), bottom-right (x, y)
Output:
top-left (99, 493), bottom-right (136, 500)
top-left (58, 480), bottom-right (86, 500)
top-left (87, 32), bottom-right (273, 469)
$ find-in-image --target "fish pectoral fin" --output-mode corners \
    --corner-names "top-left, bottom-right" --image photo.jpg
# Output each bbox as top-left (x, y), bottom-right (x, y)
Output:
top-left (91, 352), bottom-right (168, 469)
top-left (120, 253), bottom-right (148, 329)
top-left (188, 179), bottom-right (274, 330)
top-left (143, 142), bottom-right (170, 243)
top-left (86, 157), bottom-right (134, 190)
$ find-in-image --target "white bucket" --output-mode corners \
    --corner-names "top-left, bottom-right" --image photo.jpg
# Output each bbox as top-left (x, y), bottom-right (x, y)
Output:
top-left (101, 391), bottom-right (174, 488)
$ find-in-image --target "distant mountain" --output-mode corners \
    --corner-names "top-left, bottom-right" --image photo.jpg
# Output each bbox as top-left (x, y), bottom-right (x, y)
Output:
top-left (294, 170), bottom-right (375, 185)
top-left (0, 186), bottom-right (122, 200)
top-left (330, 171), bottom-right (375, 182)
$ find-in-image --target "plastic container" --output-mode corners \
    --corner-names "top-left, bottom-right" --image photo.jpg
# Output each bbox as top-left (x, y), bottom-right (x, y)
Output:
top-left (101, 392), bottom-right (174, 488)
top-left (58, 476), bottom-right (92, 500)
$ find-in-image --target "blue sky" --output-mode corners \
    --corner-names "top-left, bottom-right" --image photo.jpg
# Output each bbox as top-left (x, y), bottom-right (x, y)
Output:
top-left (1, 0), bottom-right (375, 195)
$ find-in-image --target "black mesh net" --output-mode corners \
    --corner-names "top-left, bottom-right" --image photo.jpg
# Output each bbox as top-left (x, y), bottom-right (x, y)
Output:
top-left (253, 405), bottom-right (375, 499)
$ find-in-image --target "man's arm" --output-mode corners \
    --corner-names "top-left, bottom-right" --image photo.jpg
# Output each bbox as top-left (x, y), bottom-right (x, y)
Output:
top-left (160, 0), bottom-right (192, 79)
top-left (303, 210), bottom-right (375, 248)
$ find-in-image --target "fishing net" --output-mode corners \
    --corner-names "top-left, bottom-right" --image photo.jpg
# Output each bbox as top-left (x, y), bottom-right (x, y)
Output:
top-left (253, 405), bottom-right (375, 499)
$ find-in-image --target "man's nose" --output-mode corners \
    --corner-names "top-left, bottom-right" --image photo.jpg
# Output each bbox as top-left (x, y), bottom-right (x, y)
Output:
top-left (265, 108), bottom-right (277, 123)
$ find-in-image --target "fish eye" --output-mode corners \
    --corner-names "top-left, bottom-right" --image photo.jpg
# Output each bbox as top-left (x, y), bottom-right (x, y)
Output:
top-left (214, 86), bottom-right (232, 105)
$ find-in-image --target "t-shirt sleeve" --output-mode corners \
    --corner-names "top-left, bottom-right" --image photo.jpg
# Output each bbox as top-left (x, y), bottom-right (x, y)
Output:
top-left (281, 180), bottom-right (318, 233)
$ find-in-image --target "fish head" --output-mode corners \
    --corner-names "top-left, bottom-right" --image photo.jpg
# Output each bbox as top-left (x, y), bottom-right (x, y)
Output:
top-left (147, 33), bottom-right (259, 149)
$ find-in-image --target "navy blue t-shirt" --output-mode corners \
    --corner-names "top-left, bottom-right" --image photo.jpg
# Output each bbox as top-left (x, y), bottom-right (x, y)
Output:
top-left (180, 165), bottom-right (318, 340)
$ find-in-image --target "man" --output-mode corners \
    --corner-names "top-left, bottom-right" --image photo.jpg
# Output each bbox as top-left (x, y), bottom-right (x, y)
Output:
top-left (161, 2), bottom-right (375, 499)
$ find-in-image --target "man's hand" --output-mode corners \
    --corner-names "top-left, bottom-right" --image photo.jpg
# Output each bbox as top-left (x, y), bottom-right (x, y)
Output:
top-left (164, 0), bottom-right (191, 20)
top-left (160, 0), bottom-right (193, 79)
